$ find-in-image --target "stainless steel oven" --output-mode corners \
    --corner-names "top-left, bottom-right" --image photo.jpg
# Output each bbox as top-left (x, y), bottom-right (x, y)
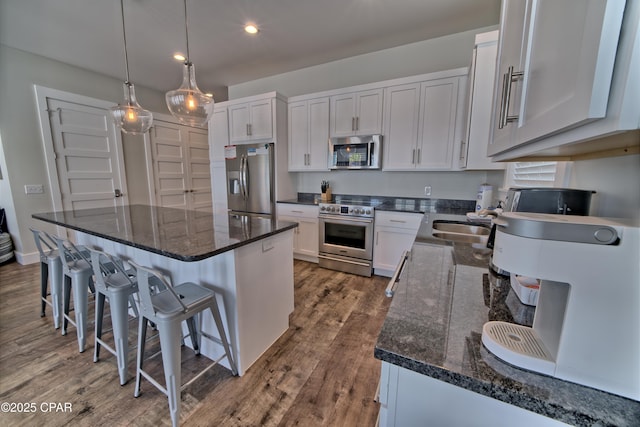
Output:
top-left (318, 202), bottom-right (375, 277)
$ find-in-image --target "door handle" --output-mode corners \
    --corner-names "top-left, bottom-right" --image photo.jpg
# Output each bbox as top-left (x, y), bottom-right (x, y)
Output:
top-left (114, 189), bottom-right (123, 198)
top-left (499, 66), bottom-right (524, 129)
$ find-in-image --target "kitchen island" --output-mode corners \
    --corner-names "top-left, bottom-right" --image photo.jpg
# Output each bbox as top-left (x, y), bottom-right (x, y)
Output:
top-left (375, 214), bottom-right (640, 426)
top-left (33, 204), bottom-right (298, 375)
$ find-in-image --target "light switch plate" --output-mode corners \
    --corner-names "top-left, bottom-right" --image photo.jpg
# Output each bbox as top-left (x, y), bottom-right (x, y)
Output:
top-left (25, 184), bottom-right (44, 194)
top-left (424, 185), bottom-right (432, 196)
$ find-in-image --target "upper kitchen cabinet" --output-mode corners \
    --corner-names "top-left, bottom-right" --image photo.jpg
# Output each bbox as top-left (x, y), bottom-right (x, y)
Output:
top-left (459, 31), bottom-right (505, 170)
top-left (330, 89), bottom-right (383, 137)
top-left (383, 69), bottom-right (467, 171)
top-left (288, 96), bottom-right (330, 171)
top-left (228, 93), bottom-right (287, 143)
top-left (489, 0), bottom-right (639, 160)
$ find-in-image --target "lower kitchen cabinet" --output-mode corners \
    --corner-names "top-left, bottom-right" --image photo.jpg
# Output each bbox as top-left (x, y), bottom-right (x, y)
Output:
top-left (277, 203), bottom-right (319, 262)
top-left (373, 211), bottom-right (423, 277)
top-left (378, 362), bottom-right (568, 427)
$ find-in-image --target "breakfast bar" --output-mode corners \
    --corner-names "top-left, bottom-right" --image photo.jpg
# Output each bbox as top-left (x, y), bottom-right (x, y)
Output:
top-left (33, 204), bottom-right (298, 375)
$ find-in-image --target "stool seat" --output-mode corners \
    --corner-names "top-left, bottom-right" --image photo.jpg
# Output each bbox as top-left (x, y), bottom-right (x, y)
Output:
top-left (150, 282), bottom-right (213, 319)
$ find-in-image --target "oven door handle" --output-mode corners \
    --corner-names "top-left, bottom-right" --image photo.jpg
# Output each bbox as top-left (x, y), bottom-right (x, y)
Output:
top-left (318, 254), bottom-right (372, 267)
top-left (385, 250), bottom-right (410, 297)
top-left (319, 215), bottom-right (373, 224)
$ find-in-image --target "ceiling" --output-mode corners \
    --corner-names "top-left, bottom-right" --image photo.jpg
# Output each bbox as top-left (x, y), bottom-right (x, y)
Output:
top-left (0, 0), bottom-right (500, 100)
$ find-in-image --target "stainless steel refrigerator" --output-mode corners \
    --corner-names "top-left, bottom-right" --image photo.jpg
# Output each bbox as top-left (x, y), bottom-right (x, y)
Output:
top-left (225, 142), bottom-right (275, 216)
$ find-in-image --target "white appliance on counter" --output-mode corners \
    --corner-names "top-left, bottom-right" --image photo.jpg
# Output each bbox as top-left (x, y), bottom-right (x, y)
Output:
top-left (482, 212), bottom-right (640, 401)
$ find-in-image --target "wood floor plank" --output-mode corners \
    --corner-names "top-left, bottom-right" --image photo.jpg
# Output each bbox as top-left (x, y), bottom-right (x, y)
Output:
top-left (0, 260), bottom-right (390, 426)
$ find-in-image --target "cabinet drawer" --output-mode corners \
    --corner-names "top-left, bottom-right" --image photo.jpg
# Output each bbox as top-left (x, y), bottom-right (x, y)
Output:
top-left (277, 203), bottom-right (319, 219)
top-left (375, 211), bottom-right (423, 230)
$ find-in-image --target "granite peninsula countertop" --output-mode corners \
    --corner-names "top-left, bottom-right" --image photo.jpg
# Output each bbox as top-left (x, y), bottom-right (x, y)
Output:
top-left (33, 205), bottom-right (297, 262)
top-left (374, 216), bottom-right (640, 426)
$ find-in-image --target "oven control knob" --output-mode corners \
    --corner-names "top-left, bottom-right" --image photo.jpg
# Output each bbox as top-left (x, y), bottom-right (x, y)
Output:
top-left (320, 206), bottom-right (325, 211)
top-left (365, 209), bottom-right (371, 215)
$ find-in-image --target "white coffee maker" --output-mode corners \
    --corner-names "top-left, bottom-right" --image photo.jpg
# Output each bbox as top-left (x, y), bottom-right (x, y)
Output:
top-left (482, 212), bottom-right (640, 401)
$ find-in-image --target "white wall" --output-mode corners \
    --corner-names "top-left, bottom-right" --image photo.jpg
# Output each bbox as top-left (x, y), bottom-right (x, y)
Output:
top-left (569, 154), bottom-right (640, 220)
top-left (230, 26), bottom-right (497, 99)
top-left (0, 44), bottom-right (166, 260)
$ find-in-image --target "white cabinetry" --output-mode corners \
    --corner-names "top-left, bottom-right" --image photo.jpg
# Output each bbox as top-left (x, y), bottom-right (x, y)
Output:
top-left (229, 97), bottom-right (273, 142)
top-left (288, 97), bottom-right (329, 171)
top-left (383, 73), bottom-right (464, 171)
top-left (330, 89), bottom-right (383, 137)
top-left (459, 31), bottom-right (505, 170)
top-left (373, 211), bottom-right (423, 277)
top-left (378, 362), bottom-right (567, 427)
top-left (277, 203), bottom-right (319, 262)
top-left (489, 0), bottom-right (636, 160)
top-left (208, 106), bottom-right (229, 212)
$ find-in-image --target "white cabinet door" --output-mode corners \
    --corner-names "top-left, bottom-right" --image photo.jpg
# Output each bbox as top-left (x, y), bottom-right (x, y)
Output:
top-left (373, 211), bottom-right (422, 276)
top-left (288, 101), bottom-right (309, 170)
top-left (330, 89), bottom-right (383, 137)
top-left (288, 98), bottom-right (329, 171)
top-left (383, 83), bottom-right (421, 170)
top-left (228, 99), bottom-right (273, 142)
top-left (416, 78), bottom-right (459, 170)
top-left (489, 0), bottom-right (626, 156)
top-left (277, 204), bottom-right (319, 261)
top-left (460, 31), bottom-right (505, 170)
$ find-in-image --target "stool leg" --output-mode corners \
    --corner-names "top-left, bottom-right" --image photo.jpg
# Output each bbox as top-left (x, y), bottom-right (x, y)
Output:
top-left (40, 261), bottom-right (48, 317)
top-left (186, 316), bottom-right (200, 355)
top-left (62, 275), bottom-right (72, 336)
top-left (110, 289), bottom-right (131, 385)
top-left (94, 292), bottom-right (106, 363)
top-left (158, 320), bottom-right (183, 427)
top-left (134, 316), bottom-right (148, 398)
top-left (72, 272), bottom-right (90, 353)
top-left (49, 259), bottom-right (63, 329)
top-left (208, 300), bottom-right (237, 375)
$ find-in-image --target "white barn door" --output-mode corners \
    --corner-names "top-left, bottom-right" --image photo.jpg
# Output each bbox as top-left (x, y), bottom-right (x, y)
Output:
top-left (35, 86), bottom-right (129, 213)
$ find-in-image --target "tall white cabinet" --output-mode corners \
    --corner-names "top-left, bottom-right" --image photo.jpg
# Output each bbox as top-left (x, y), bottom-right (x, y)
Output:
top-left (288, 97), bottom-right (330, 171)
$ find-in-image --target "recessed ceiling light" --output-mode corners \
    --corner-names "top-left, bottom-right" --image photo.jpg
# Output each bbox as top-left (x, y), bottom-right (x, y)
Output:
top-left (205, 93), bottom-right (213, 98)
top-left (245, 24), bottom-right (259, 34)
top-left (173, 53), bottom-right (186, 62)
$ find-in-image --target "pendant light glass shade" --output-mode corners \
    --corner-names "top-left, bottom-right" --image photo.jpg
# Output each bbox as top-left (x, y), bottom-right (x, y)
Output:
top-left (166, 0), bottom-right (213, 127)
top-left (111, 0), bottom-right (153, 135)
top-left (110, 82), bottom-right (153, 134)
top-left (165, 61), bottom-right (213, 127)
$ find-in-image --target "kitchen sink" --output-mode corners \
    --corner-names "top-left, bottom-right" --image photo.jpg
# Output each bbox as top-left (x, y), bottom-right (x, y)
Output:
top-left (431, 220), bottom-right (491, 244)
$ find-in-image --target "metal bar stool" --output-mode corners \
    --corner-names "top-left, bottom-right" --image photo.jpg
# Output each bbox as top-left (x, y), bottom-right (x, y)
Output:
top-left (128, 261), bottom-right (237, 427)
top-left (54, 236), bottom-right (94, 353)
top-left (29, 228), bottom-right (63, 329)
top-left (88, 248), bottom-right (139, 385)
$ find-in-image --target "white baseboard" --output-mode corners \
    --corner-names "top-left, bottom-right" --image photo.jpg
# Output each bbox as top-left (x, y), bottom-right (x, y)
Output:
top-left (14, 251), bottom-right (39, 265)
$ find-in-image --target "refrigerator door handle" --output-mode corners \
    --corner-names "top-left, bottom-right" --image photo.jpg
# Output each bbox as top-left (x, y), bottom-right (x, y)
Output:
top-left (240, 154), bottom-right (248, 200)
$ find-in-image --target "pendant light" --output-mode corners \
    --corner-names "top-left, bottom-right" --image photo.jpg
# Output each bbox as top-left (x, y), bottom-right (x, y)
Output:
top-left (110, 0), bottom-right (153, 134)
top-left (165, 0), bottom-right (213, 127)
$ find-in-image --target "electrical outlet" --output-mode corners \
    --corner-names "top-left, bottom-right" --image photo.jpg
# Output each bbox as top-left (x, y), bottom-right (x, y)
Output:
top-left (25, 184), bottom-right (44, 194)
top-left (424, 185), bottom-right (432, 196)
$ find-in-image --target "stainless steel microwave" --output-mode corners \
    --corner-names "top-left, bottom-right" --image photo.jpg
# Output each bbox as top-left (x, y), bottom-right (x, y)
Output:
top-left (328, 135), bottom-right (382, 170)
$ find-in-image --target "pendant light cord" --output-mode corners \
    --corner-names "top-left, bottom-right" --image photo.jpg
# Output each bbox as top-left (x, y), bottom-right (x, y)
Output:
top-left (183, 0), bottom-right (191, 63)
top-left (119, 0), bottom-right (131, 83)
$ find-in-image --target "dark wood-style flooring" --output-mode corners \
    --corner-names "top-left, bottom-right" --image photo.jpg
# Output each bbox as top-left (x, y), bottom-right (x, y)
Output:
top-left (0, 259), bottom-right (391, 426)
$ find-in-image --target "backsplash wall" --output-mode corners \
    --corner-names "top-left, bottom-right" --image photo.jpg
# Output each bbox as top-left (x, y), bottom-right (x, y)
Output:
top-left (293, 170), bottom-right (505, 202)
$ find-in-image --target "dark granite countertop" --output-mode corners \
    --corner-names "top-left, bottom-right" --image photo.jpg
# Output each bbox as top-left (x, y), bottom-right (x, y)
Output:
top-left (33, 205), bottom-right (297, 262)
top-left (278, 193), bottom-right (475, 214)
top-left (375, 215), bottom-right (640, 426)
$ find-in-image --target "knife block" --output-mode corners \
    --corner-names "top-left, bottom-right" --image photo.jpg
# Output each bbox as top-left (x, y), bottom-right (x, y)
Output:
top-left (321, 188), bottom-right (332, 202)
